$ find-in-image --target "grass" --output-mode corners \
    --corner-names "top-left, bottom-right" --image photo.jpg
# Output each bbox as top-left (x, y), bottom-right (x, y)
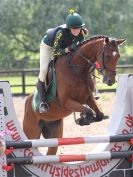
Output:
top-left (0, 76), bottom-right (37, 94)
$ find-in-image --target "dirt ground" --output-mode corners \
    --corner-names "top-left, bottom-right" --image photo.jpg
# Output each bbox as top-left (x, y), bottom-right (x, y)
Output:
top-left (13, 92), bottom-right (116, 154)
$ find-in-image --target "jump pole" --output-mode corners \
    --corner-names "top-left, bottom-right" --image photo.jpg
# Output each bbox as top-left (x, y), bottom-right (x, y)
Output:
top-left (6, 151), bottom-right (133, 164)
top-left (5, 134), bottom-right (133, 149)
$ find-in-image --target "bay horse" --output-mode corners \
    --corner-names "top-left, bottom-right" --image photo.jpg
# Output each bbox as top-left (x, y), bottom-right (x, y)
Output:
top-left (23, 36), bottom-right (125, 155)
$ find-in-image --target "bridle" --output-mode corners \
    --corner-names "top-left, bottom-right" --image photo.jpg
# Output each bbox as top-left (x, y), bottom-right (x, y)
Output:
top-left (98, 45), bottom-right (116, 77)
top-left (74, 43), bottom-right (117, 77)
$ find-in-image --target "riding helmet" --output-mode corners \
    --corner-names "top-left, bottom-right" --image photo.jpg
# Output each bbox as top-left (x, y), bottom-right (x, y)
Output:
top-left (66, 9), bottom-right (85, 29)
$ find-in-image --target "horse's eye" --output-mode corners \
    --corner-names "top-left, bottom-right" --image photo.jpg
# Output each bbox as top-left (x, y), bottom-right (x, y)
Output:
top-left (106, 55), bottom-right (111, 60)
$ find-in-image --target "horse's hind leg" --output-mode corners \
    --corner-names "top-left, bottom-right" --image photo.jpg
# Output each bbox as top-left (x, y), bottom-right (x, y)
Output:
top-left (23, 95), bottom-right (41, 139)
top-left (39, 119), bottom-right (63, 155)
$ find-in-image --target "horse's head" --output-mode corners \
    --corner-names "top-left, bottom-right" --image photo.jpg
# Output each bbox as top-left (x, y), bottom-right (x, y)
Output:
top-left (69, 35), bottom-right (126, 86)
top-left (96, 37), bottom-right (126, 86)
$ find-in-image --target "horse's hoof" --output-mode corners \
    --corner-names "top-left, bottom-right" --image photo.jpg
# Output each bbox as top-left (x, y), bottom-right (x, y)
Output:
top-left (75, 118), bottom-right (91, 126)
top-left (86, 109), bottom-right (94, 118)
top-left (95, 112), bottom-right (104, 122)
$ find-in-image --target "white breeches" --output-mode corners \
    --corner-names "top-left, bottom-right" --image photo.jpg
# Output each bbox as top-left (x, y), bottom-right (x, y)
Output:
top-left (38, 41), bottom-right (53, 82)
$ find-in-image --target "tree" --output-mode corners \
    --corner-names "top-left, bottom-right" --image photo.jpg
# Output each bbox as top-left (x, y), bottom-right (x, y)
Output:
top-left (0, 0), bottom-right (133, 69)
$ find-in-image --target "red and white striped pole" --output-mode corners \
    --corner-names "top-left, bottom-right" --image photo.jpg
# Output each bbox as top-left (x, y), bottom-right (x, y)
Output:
top-left (6, 134), bottom-right (133, 149)
top-left (6, 150), bottom-right (133, 164)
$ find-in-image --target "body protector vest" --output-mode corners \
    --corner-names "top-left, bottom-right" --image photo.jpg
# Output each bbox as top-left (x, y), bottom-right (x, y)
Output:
top-left (45, 24), bottom-right (81, 48)
top-left (46, 24), bottom-right (66, 45)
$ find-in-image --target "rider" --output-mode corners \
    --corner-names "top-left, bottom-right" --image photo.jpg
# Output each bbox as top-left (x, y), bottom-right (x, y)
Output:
top-left (37, 9), bottom-right (88, 113)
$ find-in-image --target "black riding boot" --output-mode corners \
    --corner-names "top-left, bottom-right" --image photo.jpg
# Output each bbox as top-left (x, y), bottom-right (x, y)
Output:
top-left (37, 79), bottom-right (49, 113)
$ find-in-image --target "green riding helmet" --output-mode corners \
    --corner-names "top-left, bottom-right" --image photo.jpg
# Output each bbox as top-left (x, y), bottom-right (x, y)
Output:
top-left (66, 9), bottom-right (85, 29)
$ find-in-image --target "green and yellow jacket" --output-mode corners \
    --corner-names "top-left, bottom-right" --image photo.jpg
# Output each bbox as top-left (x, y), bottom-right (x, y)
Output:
top-left (42, 24), bottom-right (87, 57)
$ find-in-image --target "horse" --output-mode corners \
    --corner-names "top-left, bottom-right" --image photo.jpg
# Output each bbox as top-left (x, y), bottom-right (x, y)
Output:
top-left (23, 35), bottom-right (125, 155)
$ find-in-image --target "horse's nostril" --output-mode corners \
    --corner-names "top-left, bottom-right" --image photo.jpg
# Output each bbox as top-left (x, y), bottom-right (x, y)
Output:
top-left (108, 80), bottom-right (112, 86)
top-left (108, 83), bottom-right (112, 86)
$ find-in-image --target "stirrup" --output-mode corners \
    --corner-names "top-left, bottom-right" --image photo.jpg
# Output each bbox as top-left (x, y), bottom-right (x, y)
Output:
top-left (39, 102), bottom-right (49, 113)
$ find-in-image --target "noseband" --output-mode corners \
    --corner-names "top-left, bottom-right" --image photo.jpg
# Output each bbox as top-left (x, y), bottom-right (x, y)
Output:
top-left (99, 45), bottom-right (116, 77)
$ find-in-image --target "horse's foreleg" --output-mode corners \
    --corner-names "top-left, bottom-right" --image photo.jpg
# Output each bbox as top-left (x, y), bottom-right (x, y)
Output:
top-left (86, 95), bottom-right (104, 122)
top-left (63, 99), bottom-right (95, 125)
top-left (63, 99), bottom-right (89, 113)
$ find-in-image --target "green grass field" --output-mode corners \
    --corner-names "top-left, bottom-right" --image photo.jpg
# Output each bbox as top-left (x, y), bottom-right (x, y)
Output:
top-left (0, 76), bottom-right (37, 94)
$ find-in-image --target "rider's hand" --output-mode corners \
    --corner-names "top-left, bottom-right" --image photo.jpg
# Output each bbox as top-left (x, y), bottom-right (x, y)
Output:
top-left (81, 28), bottom-right (89, 37)
top-left (68, 43), bottom-right (77, 51)
top-left (65, 48), bottom-right (71, 53)
top-left (65, 43), bottom-right (77, 53)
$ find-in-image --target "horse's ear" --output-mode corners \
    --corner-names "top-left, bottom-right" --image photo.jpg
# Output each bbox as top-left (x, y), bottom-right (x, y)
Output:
top-left (105, 37), bottom-right (110, 44)
top-left (117, 39), bottom-right (126, 46)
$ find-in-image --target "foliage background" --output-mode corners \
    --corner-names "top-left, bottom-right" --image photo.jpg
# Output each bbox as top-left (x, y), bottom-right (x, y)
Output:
top-left (0, 0), bottom-right (133, 69)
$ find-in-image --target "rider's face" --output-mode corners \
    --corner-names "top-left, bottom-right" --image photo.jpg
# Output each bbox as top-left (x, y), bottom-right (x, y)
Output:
top-left (70, 28), bottom-right (81, 36)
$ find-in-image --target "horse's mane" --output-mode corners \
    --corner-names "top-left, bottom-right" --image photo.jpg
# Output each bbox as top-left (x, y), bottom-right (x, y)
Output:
top-left (80, 35), bottom-right (109, 46)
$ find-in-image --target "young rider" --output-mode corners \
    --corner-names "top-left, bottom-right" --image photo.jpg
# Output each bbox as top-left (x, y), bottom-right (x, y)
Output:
top-left (37, 9), bottom-right (88, 113)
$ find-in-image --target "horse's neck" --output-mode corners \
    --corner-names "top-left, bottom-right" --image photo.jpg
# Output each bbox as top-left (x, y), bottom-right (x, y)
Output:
top-left (63, 39), bottom-right (104, 79)
top-left (82, 39), bottom-right (104, 61)
top-left (73, 39), bottom-right (103, 65)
